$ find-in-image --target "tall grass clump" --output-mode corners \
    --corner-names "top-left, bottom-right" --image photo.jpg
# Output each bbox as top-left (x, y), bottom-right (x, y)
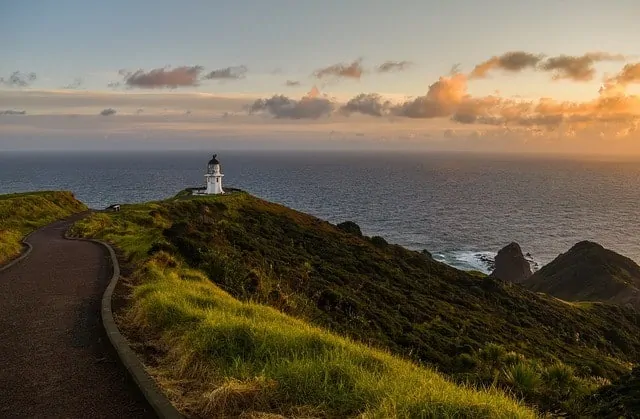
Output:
top-left (0, 191), bottom-right (87, 264)
top-left (123, 254), bottom-right (536, 418)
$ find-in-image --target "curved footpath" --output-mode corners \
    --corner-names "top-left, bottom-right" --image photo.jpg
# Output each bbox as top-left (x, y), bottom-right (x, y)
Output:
top-left (0, 214), bottom-right (156, 418)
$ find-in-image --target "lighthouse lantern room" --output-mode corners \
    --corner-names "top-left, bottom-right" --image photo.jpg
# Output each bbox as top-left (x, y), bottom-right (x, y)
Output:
top-left (205, 154), bottom-right (225, 194)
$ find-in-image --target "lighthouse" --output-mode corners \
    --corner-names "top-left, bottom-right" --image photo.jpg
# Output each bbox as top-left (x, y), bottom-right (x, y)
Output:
top-left (205, 154), bottom-right (224, 194)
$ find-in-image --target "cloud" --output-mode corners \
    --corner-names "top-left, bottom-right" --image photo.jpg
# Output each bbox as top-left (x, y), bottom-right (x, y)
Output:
top-left (376, 61), bottom-right (413, 73)
top-left (469, 52), bottom-right (543, 79)
top-left (100, 108), bottom-right (117, 116)
top-left (0, 110), bottom-right (26, 115)
top-left (443, 129), bottom-right (457, 138)
top-left (539, 52), bottom-right (626, 81)
top-left (339, 68), bottom-right (640, 135)
top-left (395, 73), bottom-right (468, 118)
top-left (0, 89), bottom-right (253, 115)
top-left (121, 66), bottom-right (204, 88)
top-left (203, 65), bottom-right (248, 80)
top-left (0, 71), bottom-right (37, 87)
top-left (314, 59), bottom-right (364, 80)
top-left (248, 87), bottom-right (334, 119)
top-left (62, 78), bottom-right (83, 90)
top-left (285, 80), bottom-right (301, 87)
top-left (606, 62), bottom-right (640, 86)
top-left (341, 93), bottom-right (393, 117)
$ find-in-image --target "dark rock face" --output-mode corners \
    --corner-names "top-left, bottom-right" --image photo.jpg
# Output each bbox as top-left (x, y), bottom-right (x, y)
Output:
top-left (490, 242), bottom-right (532, 284)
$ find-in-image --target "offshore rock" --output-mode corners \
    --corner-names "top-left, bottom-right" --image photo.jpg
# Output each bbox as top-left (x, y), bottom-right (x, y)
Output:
top-left (490, 242), bottom-right (532, 284)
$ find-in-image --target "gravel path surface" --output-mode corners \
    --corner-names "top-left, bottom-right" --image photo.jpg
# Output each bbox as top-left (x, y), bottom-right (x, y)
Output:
top-left (0, 215), bottom-right (155, 418)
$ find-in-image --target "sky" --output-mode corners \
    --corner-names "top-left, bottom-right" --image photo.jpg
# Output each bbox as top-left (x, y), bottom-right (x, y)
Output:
top-left (1, 0), bottom-right (640, 153)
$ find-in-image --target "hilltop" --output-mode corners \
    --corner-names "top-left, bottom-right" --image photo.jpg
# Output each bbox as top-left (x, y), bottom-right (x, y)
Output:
top-left (70, 190), bottom-right (640, 416)
top-left (525, 241), bottom-right (640, 307)
top-left (0, 191), bottom-right (87, 265)
top-left (69, 191), bottom-right (537, 418)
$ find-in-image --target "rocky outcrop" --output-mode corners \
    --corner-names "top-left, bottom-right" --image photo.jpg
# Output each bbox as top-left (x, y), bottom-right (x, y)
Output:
top-left (524, 241), bottom-right (640, 305)
top-left (490, 242), bottom-right (532, 284)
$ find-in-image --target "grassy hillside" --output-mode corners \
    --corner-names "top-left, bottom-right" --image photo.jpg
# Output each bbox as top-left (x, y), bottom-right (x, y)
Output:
top-left (0, 191), bottom-right (87, 264)
top-left (71, 199), bottom-right (534, 418)
top-left (525, 241), bottom-right (640, 306)
top-left (72, 191), bottom-right (640, 416)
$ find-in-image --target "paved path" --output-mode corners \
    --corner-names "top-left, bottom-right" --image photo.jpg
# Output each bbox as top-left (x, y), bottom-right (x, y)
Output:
top-left (0, 215), bottom-right (155, 418)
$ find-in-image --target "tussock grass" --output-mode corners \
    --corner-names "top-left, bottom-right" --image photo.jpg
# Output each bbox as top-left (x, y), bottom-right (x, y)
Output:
top-left (127, 254), bottom-right (535, 418)
top-left (73, 204), bottom-right (536, 418)
top-left (0, 191), bottom-right (87, 264)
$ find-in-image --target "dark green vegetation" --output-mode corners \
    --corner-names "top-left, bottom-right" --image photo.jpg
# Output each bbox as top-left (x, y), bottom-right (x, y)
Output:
top-left (73, 191), bottom-right (640, 416)
top-left (525, 241), bottom-right (640, 306)
top-left (72, 196), bottom-right (534, 418)
top-left (0, 191), bottom-right (87, 264)
top-left (586, 367), bottom-right (640, 418)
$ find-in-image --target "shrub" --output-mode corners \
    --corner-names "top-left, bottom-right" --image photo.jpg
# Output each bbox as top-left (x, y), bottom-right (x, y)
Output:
top-left (455, 353), bottom-right (479, 372)
top-left (504, 351), bottom-right (526, 366)
top-left (543, 362), bottom-right (576, 393)
top-left (336, 221), bottom-right (362, 236)
top-left (370, 236), bottom-right (388, 248)
top-left (504, 362), bottom-right (541, 395)
top-left (480, 343), bottom-right (507, 371)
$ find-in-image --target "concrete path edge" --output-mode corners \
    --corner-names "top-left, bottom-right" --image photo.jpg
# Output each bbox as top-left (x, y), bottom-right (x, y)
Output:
top-left (74, 237), bottom-right (183, 419)
top-left (0, 233), bottom-right (34, 273)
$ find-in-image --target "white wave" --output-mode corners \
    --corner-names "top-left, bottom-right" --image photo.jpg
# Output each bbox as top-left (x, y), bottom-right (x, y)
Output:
top-left (436, 249), bottom-right (542, 275)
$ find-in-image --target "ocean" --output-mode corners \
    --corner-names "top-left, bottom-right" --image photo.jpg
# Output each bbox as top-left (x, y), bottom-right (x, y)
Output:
top-left (2, 150), bottom-right (639, 273)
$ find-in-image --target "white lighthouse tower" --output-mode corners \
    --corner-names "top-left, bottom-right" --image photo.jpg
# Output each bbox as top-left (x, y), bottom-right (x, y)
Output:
top-left (205, 154), bottom-right (224, 194)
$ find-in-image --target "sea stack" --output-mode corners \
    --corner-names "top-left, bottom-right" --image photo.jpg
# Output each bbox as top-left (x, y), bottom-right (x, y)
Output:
top-left (490, 242), bottom-right (532, 284)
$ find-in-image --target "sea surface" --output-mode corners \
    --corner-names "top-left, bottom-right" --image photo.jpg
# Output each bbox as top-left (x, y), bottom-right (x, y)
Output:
top-left (2, 150), bottom-right (640, 273)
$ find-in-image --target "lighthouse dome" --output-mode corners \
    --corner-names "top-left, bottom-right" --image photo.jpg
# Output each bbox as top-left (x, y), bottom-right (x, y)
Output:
top-left (207, 154), bottom-right (221, 174)
top-left (208, 154), bottom-right (220, 165)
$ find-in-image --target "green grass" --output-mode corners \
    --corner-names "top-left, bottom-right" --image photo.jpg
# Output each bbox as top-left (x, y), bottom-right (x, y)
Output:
top-left (126, 253), bottom-right (534, 418)
top-left (72, 191), bottom-right (640, 416)
top-left (0, 191), bottom-right (87, 264)
top-left (72, 198), bottom-right (536, 418)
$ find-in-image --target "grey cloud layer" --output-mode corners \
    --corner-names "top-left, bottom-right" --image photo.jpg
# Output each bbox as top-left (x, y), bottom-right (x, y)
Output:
top-left (62, 78), bottom-right (84, 90)
top-left (100, 108), bottom-right (117, 116)
top-left (112, 65), bottom-right (248, 89)
top-left (376, 61), bottom-right (413, 73)
top-left (248, 88), bottom-right (334, 119)
top-left (121, 66), bottom-right (204, 88)
top-left (470, 51), bottom-right (627, 81)
top-left (314, 59), bottom-right (364, 79)
top-left (1, 71), bottom-right (37, 87)
top-left (203, 65), bottom-right (248, 80)
top-left (540, 52), bottom-right (626, 81)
